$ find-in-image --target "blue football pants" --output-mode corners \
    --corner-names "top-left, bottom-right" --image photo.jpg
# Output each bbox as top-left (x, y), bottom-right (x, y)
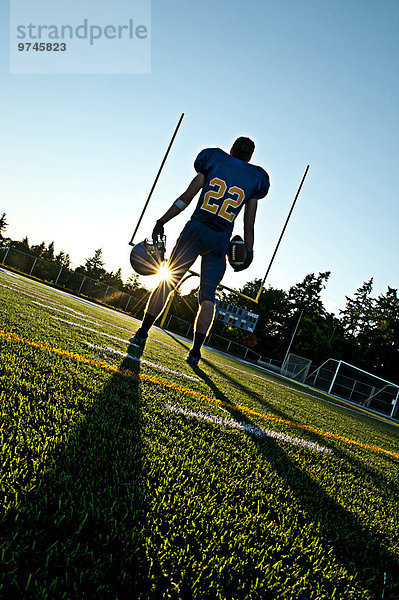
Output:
top-left (168, 220), bottom-right (230, 303)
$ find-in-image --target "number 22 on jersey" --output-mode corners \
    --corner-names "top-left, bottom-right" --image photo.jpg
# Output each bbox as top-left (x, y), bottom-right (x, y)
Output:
top-left (201, 177), bottom-right (246, 222)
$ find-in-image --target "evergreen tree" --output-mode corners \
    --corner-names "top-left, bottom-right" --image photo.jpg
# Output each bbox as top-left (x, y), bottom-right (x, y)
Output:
top-left (55, 250), bottom-right (71, 269)
top-left (43, 241), bottom-right (55, 262)
top-left (101, 268), bottom-right (124, 290)
top-left (275, 272), bottom-right (331, 363)
top-left (125, 273), bottom-right (143, 293)
top-left (0, 213), bottom-right (8, 240)
top-left (368, 286), bottom-right (399, 381)
top-left (288, 314), bottom-right (332, 363)
top-left (30, 241), bottom-right (46, 258)
top-left (288, 271), bottom-right (331, 317)
top-left (78, 248), bottom-right (106, 279)
top-left (10, 236), bottom-right (30, 252)
top-left (340, 278), bottom-right (374, 338)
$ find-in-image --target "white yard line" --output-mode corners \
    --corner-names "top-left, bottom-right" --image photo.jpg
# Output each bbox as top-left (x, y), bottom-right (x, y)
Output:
top-left (50, 316), bottom-right (129, 343)
top-left (166, 402), bottom-right (333, 455)
top-left (32, 301), bottom-right (103, 325)
top-left (45, 316), bottom-right (199, 382)
top-left (85, 342), bottom-right (200, 382)
top-left (1, 283), bottom-right (93, 318)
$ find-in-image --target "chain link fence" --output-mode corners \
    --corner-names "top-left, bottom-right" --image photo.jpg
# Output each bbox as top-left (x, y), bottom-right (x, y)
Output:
top-left (0, 246), bottom-right (148, 319)
top-left (159, 316), bottom-right (281, 368)
top-left (206, 332), bottom-right (281, 368)
top-left (163, 314), bottom-right (193, 338)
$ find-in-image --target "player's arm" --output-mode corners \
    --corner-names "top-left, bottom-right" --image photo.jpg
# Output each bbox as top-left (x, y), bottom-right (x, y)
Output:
top-left (243, 198), bottom-right (258, 252)
top-left (157, 173), bottom-right (205, 225)
top-left (234, 198), bottom-right (257, 272)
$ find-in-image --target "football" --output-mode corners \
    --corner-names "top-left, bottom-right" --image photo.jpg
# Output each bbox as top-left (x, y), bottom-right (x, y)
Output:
top-left (228, 235), bottom-right (247, 268)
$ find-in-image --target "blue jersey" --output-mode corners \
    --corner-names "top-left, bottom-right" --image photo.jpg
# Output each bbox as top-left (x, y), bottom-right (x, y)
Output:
top-left (191, 147), bottom-right (270, 233)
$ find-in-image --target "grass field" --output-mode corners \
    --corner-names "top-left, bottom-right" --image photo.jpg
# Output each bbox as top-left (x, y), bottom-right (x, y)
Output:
top-left (1, 268), bottom-right (398, 600)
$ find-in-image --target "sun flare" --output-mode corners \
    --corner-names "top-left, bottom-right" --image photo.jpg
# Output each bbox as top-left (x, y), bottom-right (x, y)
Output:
top-left (153, 261), bottom-right (173, 286)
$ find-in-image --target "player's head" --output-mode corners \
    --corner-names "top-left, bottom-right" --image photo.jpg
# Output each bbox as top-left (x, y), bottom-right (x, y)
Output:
top-left (230, 137), bottom-right (255, 162)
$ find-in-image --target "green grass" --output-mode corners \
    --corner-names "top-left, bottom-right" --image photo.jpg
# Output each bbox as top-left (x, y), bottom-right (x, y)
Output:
top-left (0, 269), bottom-right (398, 599)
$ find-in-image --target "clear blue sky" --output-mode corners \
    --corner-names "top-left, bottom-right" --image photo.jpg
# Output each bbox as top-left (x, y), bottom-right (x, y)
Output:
top-left (1, 0), bottom-right (398, 314)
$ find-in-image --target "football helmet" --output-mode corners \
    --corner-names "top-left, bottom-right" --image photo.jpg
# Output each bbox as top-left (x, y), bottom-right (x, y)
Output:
top-left (130, 235), bottom-right (166, 276)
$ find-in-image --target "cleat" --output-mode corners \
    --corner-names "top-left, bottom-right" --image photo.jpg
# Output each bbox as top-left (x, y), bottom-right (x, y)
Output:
top-left (128, 332), bottom-right (147, 349)
top-left (185, 351), bottom-right (201, 366)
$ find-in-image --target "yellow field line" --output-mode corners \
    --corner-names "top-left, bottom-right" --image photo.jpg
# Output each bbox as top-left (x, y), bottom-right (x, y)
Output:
top-left (1, 329), bottom-right (399, 460)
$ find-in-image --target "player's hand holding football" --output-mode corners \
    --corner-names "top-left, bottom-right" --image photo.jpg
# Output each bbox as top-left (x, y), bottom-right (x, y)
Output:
top-left (233, 250), bottom-right (253, 272)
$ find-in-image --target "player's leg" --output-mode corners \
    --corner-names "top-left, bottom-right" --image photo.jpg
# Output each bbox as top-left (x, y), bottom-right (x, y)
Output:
top-left (141, 279), bottom-right (173, 326)
top-left (195, 300), bottom-right (215, 334)
top-left (185, 300), bottom-right (215, 364)
top-left (129, 279), bottom-right (175, 348)
top-left (129, 222), bottom-right (201, 349)
top-left (186, 231), bottom-right (229, 365)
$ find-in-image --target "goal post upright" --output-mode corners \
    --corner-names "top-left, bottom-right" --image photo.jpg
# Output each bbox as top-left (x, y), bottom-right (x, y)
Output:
top-left (129, 112), bottom-right (185, 247)
top-left (254, 164), bottom-right (310, 303)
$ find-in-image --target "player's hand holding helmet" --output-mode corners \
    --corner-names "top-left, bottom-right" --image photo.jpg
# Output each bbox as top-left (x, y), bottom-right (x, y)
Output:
top-left (152, 219), bottom-right (166, 264)
top-left (152, 220), bottom-right (164, 244)
top-left (130, 219), bottom-right (167, 276)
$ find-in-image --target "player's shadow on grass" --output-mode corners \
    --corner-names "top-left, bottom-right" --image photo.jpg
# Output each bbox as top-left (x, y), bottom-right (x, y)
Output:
top-left (330, 441), bottom-right (399, 495)
top-left (191, 362), bottom-right (397, 598)
top-left (161, 328), bottom-right (300, 421)
top-left (253, 434), bottom-right (397, 598)
top-left (194, 357), bottom-right (344, 462)
top-left (0, 355), bottom-right (148, 599)
top-left (198, 355), bottom-right (315, 426)
top-left (161, 328), bottom-right (191, 351)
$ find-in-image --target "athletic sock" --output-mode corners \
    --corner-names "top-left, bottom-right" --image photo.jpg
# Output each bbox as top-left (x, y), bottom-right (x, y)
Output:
top-left (137, 313), bottom-right (156, 336)
top-left (191, 332), bottom-right (206, 357)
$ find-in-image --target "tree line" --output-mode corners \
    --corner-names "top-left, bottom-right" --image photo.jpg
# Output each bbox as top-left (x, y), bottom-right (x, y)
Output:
top-left (1, 212), bottom-right (398, 383)
top-left (169, 271), bottom-right (399, 384)
top-left (0, 213), bottom-right (142, 295)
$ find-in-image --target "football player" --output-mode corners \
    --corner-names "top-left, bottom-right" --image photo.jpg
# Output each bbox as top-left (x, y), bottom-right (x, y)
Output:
top-left (129, 136), bottom-right (270, 365)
